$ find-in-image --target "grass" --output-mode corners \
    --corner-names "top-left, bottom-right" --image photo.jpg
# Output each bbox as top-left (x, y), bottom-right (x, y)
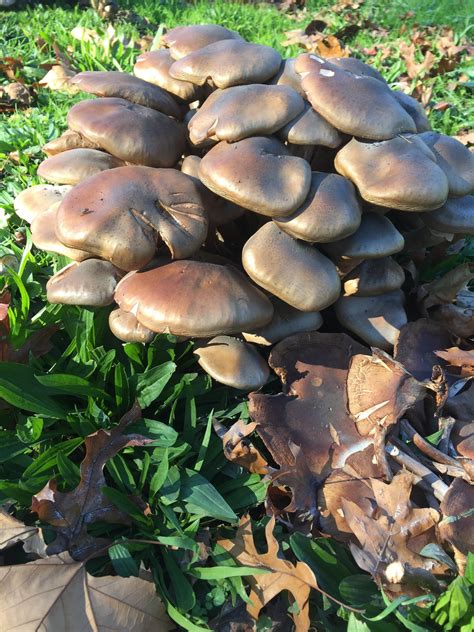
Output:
top-left (0, 1), bottom-right (473, 630)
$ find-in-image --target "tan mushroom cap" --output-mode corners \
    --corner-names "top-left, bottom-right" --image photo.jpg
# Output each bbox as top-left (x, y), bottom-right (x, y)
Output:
top-left (422, 196), bottom-right (474, 234)
top-left (188, 84), bottom-right (304, 144)
top-left (322, 212), bottom-right (405, 260)
top-left (418, 132), bottom-right (474, 197)
top-left (335, 290), bottom-right (407, 350)
top-left (67, 98), bottom-right (186, 167)
top-left (109, 308), bottom-right (155, 343)
top-left (343, 257), bottom-right (405, 296)
top-left (14, 184), bottom-right (72, 223)
top-left (335, 136), bottom-right (449, 211)
top-left (134, 50), bottom-right (202, 102)
top-left (278, 102), bottom-right (342, 148)
top-left (274, 172), bottom-right (361, 243)
top-left (199, 137), bottom-right (311, 217)
top-left (70, 71), bottom-right (182, 118)
top-left (330, 56), bottom-right (386, 83)
top-left (242, 222), bottom-right (341, 311)
top-left (31, 204), bottom-right (89, 261)
top-left (392, 92), bottom-right (431, 133)
top-left (46, 259), bottom-right (123, 306)
top-left (114, 260), bottom-right (274, 337)
top-left (162, 24), bottom-right (243, 60)
top-left (243, 296), bottom-right (323, 346)
top-left (193, 335), bottom-right (269, 390)
top-left (56, 166), bottom-right (208, 271)
top-left (43, 129), bottom-right (102, 156)
top-left (38, 149), bottom-right (124, 185)
top-left (271, 58), bottom-right (305, 97)
top-left (169, 40), bottom-right (282, 88)
top-left (295, 53), bottom-right (416, 139)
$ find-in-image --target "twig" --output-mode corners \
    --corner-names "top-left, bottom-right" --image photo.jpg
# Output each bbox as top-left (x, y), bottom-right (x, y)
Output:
top-left (401, 419), bottom-right (461, 468)
top-left (438, 416), bottom-right (456, 454)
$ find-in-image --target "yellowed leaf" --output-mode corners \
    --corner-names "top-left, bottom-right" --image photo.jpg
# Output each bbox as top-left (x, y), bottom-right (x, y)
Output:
top-left (39, 65), bottom-right (77, 92)
top-left (0, 508), bottom-right (46, 556)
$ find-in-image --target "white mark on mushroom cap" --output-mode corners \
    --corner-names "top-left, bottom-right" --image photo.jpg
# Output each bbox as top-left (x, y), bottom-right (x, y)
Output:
top-left (320, 69), bottom-right (335, 77)
top-left (309, 54), bottom-right (325, 63)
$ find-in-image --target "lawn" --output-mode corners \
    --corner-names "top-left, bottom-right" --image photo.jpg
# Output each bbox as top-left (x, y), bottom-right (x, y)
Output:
top-left (0, 1), bottom-right (473, 630)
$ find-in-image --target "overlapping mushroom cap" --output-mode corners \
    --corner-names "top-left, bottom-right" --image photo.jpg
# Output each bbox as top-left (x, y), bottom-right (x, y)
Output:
top-left (162, 24), bottom-right (243, 60)
top-left (14, 184), bottom-right (72, 223)
top-left (47, 259), bottom-right (123, 306)
top-left (423, 196), bottom-right (474, 234)
top-left (38, 148), bottom-right (124, 185)
top-left (134, 49), bottom-right (202, 102)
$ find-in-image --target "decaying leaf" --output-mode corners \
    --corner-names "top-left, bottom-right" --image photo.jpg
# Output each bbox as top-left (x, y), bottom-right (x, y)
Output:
top-left (39, 64), bottom-right (77, 92)
top-left (435, 348), bottom-right (474, 378)
top-left (0, 507), bottom-right (46, 557)
top-left (31, 403), bottom-right (150, 560)
top-left (439, 478), bottom-right (474, 574)
top-left (0, 552), bottom-right (172, 631)
top-left (214, 419), bottom-right (269, 474)
top-left (342, 471), bottom-right (442, 592)
top-left (282, 28), bottom-right (348, 57)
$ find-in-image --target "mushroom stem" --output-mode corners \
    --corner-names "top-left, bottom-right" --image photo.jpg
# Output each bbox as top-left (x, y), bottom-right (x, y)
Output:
top-left (386, 441), bottom-right (448, 501)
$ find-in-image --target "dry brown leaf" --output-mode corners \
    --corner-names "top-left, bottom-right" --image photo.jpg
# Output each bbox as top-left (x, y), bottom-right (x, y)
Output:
top-left (214, 419), bottom-right (269, 474)
top-left (399, 42), bottom-right (436, 79)
top-left (0, 508), bottom-right (46, 557)
top-left (0, 552), bottom-right (172, 631)
top-left (435, 348), bottom-right (474, 377)
top-left (31, 403), bottom-right (150, 560)
top-left (39, 65), bottom-right (77, 92)
top-left (282, 28), bottom-right (348, 57)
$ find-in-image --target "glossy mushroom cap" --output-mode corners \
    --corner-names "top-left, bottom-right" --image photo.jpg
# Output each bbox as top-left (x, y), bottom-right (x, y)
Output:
top-left (278, 102), bottom-right (342, 148)
top-left (56, 166), bottom-right (208, 271)
top-left (343, 257), bottom-right (405, 296)
top-left (109, 308), bottom-right (155, 343)
top-left (193, 336), bottom-right (269, 390)
top-left (134, 50), bottom-right (202, 102)
top-left (162, 24), bottom-right (243, 60)
top-left (392, 92), bottom-right (431, 133)
top-left (271, 58), bottom-right (305, 96)
top-left (242, 222), bottom-right (341, 311)
top-left (114, 260), bottom-right (274, 337)
top-left (423, 196), bottom-right (474, 234)
top-left (418, 132), bottom-right (474, 197)
top-left (335, 290), bottom-right (407, 350)
top-left (243, 297), bottom-right (323, 346)
top-left (274, 172), bottom-right (361, 243)
top-left (295, 53), bottom-right (416, 140)
top-left (46, 259), bottom-right (123, 306)
top-left (43, 129), bottom-right (101, 156)
top-left (188, 84), bottom-right (304, 144)
top-left (169, 40), bottom-right (282, 88)
top-left (335, 136), bottom-right (449, 211)
top-left (70, 71), bottom-right (182, 118)
top-left (31, 204), bottom-right (89, 261)
top-left (67, 97), bottom-right (186, 167)
top-left (330, 56), bottom-right (386, 83)
top-left (199, 137), bottom-right (312, 217)
top-left (14, 184), bottom-right (72, 223)
top-left (37, 149), bottom-right (124, 185)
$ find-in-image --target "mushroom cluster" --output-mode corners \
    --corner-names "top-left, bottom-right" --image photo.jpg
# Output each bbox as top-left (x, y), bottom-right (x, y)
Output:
top-left (14, 24), bottom-right (474, 389)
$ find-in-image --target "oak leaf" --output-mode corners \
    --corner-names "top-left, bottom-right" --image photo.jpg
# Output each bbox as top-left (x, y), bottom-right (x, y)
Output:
top-left (0, 552), bottom-right (172, 631)
top-left (214, 419), bottom-right (269, 475)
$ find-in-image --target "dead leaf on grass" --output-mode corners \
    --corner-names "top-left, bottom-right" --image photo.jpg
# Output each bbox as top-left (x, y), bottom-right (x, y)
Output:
top-left (435, 348), bottom-right (474, 378)
top-left (0, 507), bottom-right (46, 557)
top-left (214, 419), bottom-right (269, 475)
top-left (39, 65), bottom-right (77, 92)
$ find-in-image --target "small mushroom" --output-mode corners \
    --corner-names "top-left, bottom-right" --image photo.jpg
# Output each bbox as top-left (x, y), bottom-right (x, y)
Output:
top-left (392, 92), bottom-right (431, 133)
top-left (273, 172), bottom-right (361, 243)
top-left (169, 40), bottom-right (282, 88)
top-left (271, 58), bottom-right (305, 97)
top-left (14, 184), bottom-right (72, 223)
top-left (109, 308), bottom-right (155, 343)
top-left (114, 260), bottom-right (274, 337)
top-left (422, 196), bottom-right (474, 234)
top-left (193, 335), bottom-right (269, 390)
top-left (335, 290), bottom-right (407, 350)
top-left (31, 204), bottom-right (89, 261)
top-left (43, 129), bottom-right (102, 156)
top-left (67, 97), bottom-right (186, 167)
top-left (37, 149), bottom-right (124, 185)
top-left (199, 137), bottom-right (311, 217)
top-left (47, 259), bottom-right (123, 306)
top-left (162, 24), bottom-right (243, 60)
top-left (330, 56), bottom-right (386, 83)
top-left (134, 49), bottom-right (202, 102)
top-left (343, 257), bottom-right (405, 296)
top-left (242, 222), bottom-right (341, 311)
top-left (278, 102), bottom-right (342, 148)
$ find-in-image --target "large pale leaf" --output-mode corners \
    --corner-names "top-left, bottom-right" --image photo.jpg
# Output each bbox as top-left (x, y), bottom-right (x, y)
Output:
top-left (0, 507), bottom-right (46, 556)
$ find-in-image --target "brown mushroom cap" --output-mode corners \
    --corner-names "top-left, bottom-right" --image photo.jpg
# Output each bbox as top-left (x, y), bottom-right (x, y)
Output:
top-left (162, 24), bottom-right (243, 60)
top-left (169, 40), bottom-right (282, 88)
top-left (277, 102), bottom-right (342, 148)
top-left (134, 50), bottom-right (202, 102)
top-left (198, 137), bottom-right (311, 217)
top-left (418, 131), bottom-right (474, 197)
top-left (46, 259), bottom-right (123, 306)
top-left (31, 204), bottom-right (89, 261)
top-left (271, 58), bottom-right (305, 96)
top-left (43, 129), bottom-right (102, 156)
top-left (188, 84), bottom-right (304, 144)
top-left (70, 71), bottom-right (182, 118)
top-left (422, 196), bottom-right (474, 234)
top-left (335, 290), bottom-right (407, 350)
top-left (14, 184), bottom-right (72, 223)
top-left (335, 136), bottom-right (449, 211)
top-left (295, 53), bottom-right (416, 140)
top-left (330, 56), bottom-right (386, 83)
top-left (114, 260), bottom-right (274, 337)
top-left (193, 335), bottom-right (269, 390)
top-left (37, 149), bottom-right (124, 185)
top-left (242, 222), bottom-right (341, 311)
top-left (343, 257), bottom-right (405, 296)
top-left (109, 308), bottom-right (155, 343)
top-left (274, 172), bottom-right (361, 243)
top-left (242, 297), bottom-right (323, 346)
top-left (56, 166), bottom-right (208, 271)
top-left (392, 92), bottom-right (431, 133)
top-left (67, 97), bottom-right (186, 167)
top-left (322, 212), bottom-right (405, 260)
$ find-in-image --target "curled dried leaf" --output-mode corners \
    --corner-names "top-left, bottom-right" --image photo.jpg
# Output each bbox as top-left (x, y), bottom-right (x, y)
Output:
top-left (214, 419), bottom-right (269, 474)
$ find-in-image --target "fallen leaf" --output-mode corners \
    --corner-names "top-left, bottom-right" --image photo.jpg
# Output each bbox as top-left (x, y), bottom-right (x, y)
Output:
top-left (439, 478), bottom-right (474, 574)
top-left (0, 57), bottom-right (24, 82)
top-left (31, 403), bottom-right (150, 560)
top-left (39, 65), bottom-right (77, 92)
top-left (0, 507), bottom-right (46, 557)
top-left (214, 419), bottom-right (269, 474)
top-left (399, 42), bottom-right (436, 79)
top-left (452, 131), bottom-right (474, 147)
top-left (0, 552), bottom-right (172, 631)
top-left (435, 348), bottom-right (474, 377)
